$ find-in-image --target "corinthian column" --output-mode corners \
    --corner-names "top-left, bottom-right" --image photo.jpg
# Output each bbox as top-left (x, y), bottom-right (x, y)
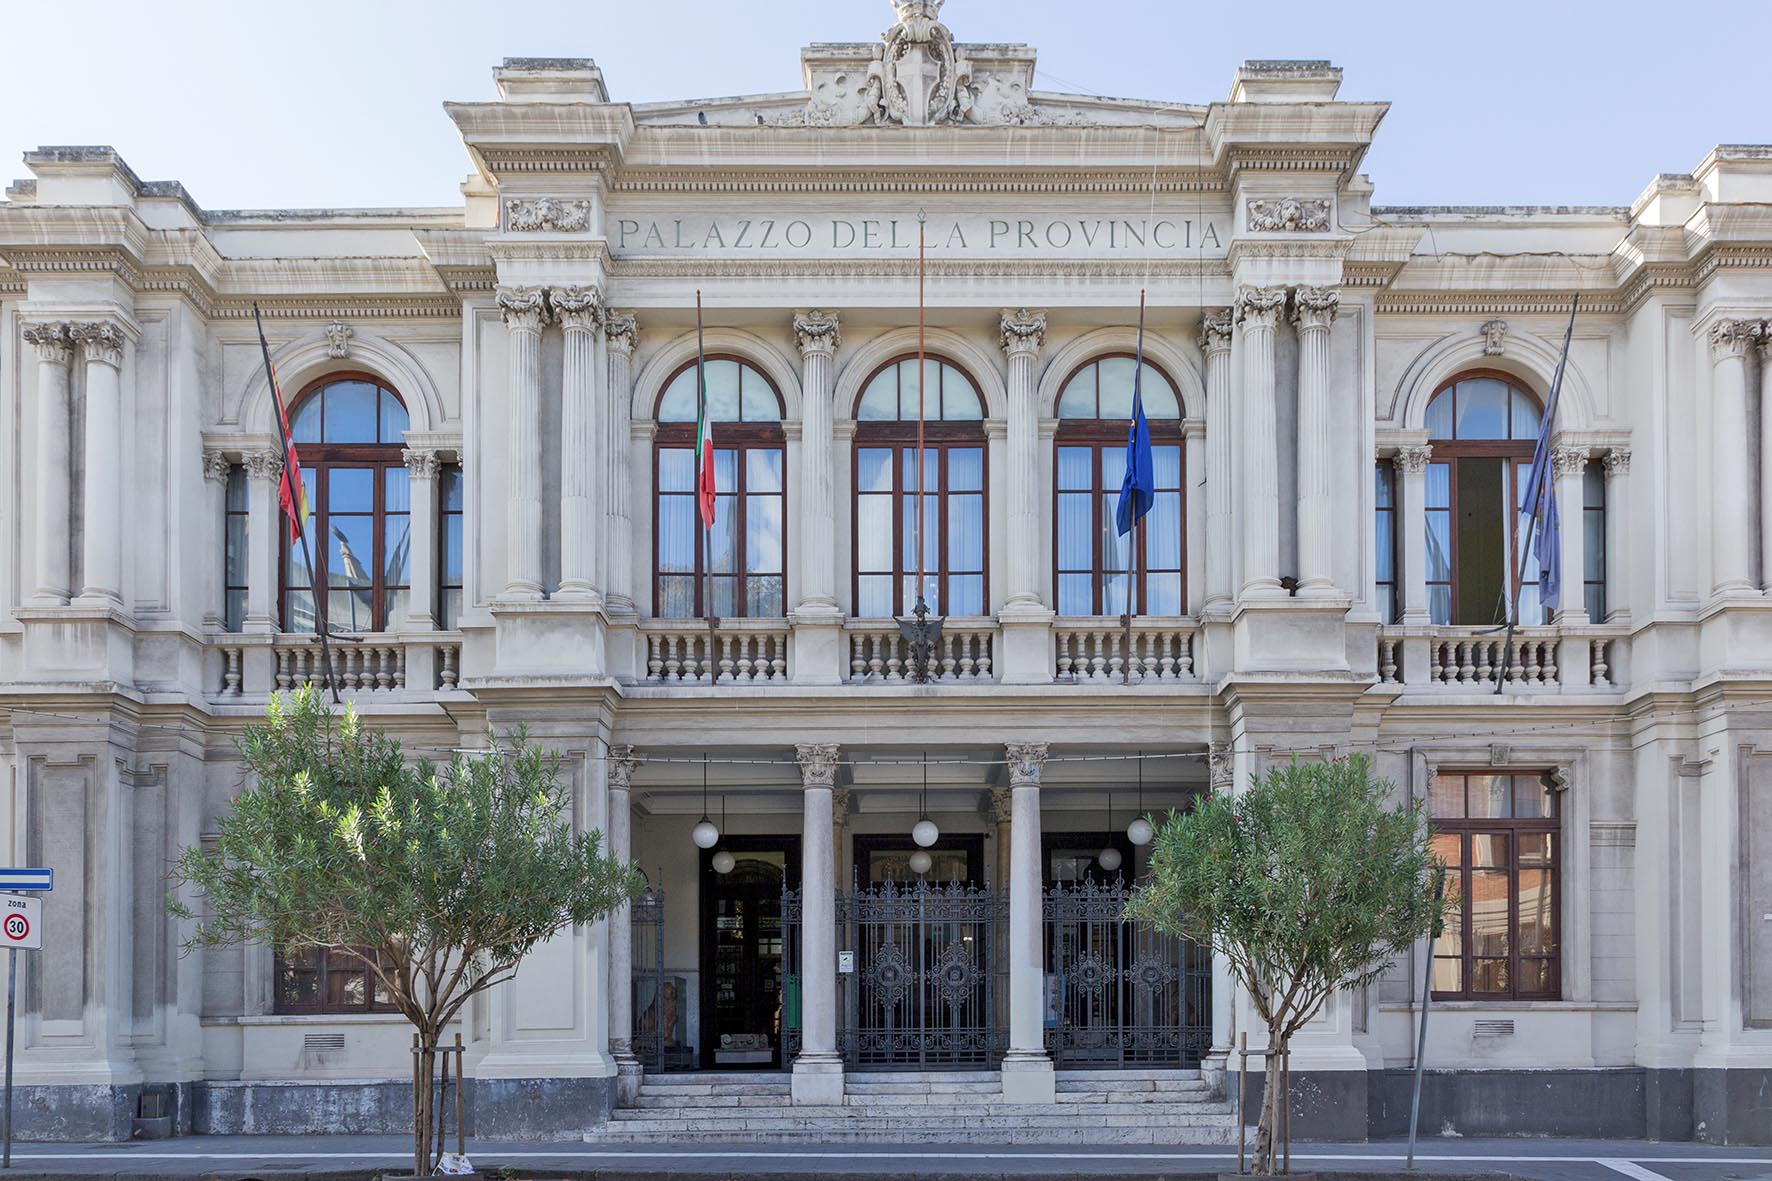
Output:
top-left (1002, 741), bottom-right (1054, 1104)
top-left (1708, 320), bottom-right (1756, 596)
top-left (1604, 448), bottom-right (1630, 619)
top-left (72, 320), bottom-right (127, 604)
top-left (1237, 286), bottom-right (1287, 599)
top-left (243, 449), bottom-right (284, 632)
top-left (1291, 287), bottom-right (1340, 597)
top-left (793, 311), bottom-right (842, 617)
top-left (403, 449), bottom-right (440, 629)
top-left (604, 312), bottom-right (639, 614)
top-left (498, 285), bottom-right (549, 600)
top-left (554, 285), bottom-right (603, 603)
top-left (1396, 445), bottom-right (1434, 624)
top-left (1000, 309), bottom-right (1048, 611)
top-left (791, 742), bottom-right (844, 1106)
top-left (1760, 328), bottom-right (1772, 593)
top-left (1551, 444), bottom-right (1590, 623)
top-left (23, 322), bottom-right (73, 605)
top-left (606, 746), bottom-right (641, 1101)
top-left (1200, 310), bottom-right (1234, 613)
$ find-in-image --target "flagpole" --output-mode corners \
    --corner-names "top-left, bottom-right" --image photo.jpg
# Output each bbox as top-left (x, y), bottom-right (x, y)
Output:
top-left (696, 291), bottom-right (718, 672)
top-left (253, 303), bottom-right (340, 705)
top-left (916, 211), bottom-right (927, 619)
top-left (1122, 289), bottom-right (1147, 685)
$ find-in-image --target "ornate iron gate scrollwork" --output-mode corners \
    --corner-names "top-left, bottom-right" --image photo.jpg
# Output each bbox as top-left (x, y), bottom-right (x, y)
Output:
top-left (632, 881), bottom-right (694, 1071)
top-left (1044, 878), bottom-right (1211, 1068)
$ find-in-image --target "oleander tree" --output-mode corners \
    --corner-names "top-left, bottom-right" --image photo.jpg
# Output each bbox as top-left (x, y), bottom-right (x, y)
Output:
top-left (1126, 754), bottom-right (1446, 1175)
top-left (169, 686), bottom-right (643, 1177)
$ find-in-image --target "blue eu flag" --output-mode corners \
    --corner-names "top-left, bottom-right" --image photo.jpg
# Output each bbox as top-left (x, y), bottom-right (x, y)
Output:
top-left (1116, 300), bottom-right (1154, 537)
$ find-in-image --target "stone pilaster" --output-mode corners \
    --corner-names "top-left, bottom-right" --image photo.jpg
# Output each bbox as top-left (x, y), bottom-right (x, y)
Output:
top-left (403, 449), bottom-right (440, 630)
top-left (23, 322), bottom-right (74, 605)
top-left (71, 320), bottom-right (127, 605)
top-left (555, 285), bottom-right (604, 603)
top-left (1708, 319), bottom-right (1756, 596)
top-left (1760, 326), bottom-right (1772, 592)
top-left (1396, 445), bottom-right (1433, 625)
top-left (792, 310), bottom-right (842, 619)
top-left (1236, 286), bottom-right (1287, 599)
top-left (1002, 741), bottom-right (1054, 1104)
top-left (498, 285), bottom-right (549, 600)
top-left (202, 450), bottom-right (231, 629)
top-left (1200, 310), bottom-right (1235, 614)
top-left (1551, 443), bottom-right (1590, 624)
top-left (1603, 448), bottom-right (1631, 619)
top-left (606, 746), bottom-right (641, 1103)
top-left (792, 742), bottom-right (844, 1105)
top-left (1291, 287), bottom-right (1340, 597)
top-left (604, 312), bottom-right (639, 614)
top-left (243, 449), bottom-right (284, 634)
top-left (999, 308), bottom-right (1048, 612)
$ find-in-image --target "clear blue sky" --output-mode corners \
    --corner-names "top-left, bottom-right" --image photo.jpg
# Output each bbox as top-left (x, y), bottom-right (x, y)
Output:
top-left (3, 0), bottom-right (1765, 212)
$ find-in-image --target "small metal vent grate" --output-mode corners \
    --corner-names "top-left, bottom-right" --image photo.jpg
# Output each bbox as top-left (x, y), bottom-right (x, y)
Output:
top-left (1472, 1019), bottom-right (1515, 1038)
top-left (302, 1033), bottom-right (346, 1053)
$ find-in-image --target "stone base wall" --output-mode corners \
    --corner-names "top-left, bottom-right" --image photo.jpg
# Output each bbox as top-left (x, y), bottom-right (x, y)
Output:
top-left (193, 1076), bottom-right (614, 1139)
top-left (8, 1083), bottom-right (138, 1142)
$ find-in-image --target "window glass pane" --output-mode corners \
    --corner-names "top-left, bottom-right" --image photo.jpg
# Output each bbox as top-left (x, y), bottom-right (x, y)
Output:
top-left (278, 954), bottom-right (320, 1010)
top-left (746, 575), bottom-right (784, 618)
top-left (1470, 872), bottom-right (1510, 955)
top-left (1101, 447), bottom-right (1127, 495)
top-left (1454, 378), bottom-right (1509, 439)
top-left (857, 574), bottom-right (893, 617)
top-left (948, 574), bottom-right (983, 616)
top-left (1057, 446), bottom-right (1092, 491)
top-left (329, 586), bottom-right (374, 633)
top-left (704, 360), bottom-right (742, 422)
top-left (947, 495), bottom-right (983, 569)
top-left (1514, 774), bottom-right (1556, 819)
top-left (747, 448), bottom-right (784, 493)
top-left (1097, 355), bottom-right (1137, 419)
top-left (1518, 831), bottom-right (1553, 866)
top-left (225, 589), bottom-right (247, 632)
top-left (1147, 493), bottom-right (1183, 569)
top-left (1519, 958), bottom-right (1556, 994)
top-left (225, 515), bottom-right (249, 585)
top-left (1056, 493), bottom-right (1092, 569)
top-left (329, 467), bottom-right (374, 511)
top-left (1432, 957), bottom-right (1463, 993)
top-left (1375, 464), bottom-right (1394, 509)
top-left (1427, 774), bottom-right (1465, 819)
top-left (382, 588), bottom-right (409, 632)
top-left (384, 467), bottom-right (410, 513)
top-left (1425, 390), bottom-right (1454, 440)
top-left (440, 466), bottom-right (464, 512)
top-left (291, 395), bottom-right (322, 444)
top-left (1511, 389), bottom-right (1542, 439)
top-left (947, 448), bottom-right (983, 492)
top-left (328, 516), bottom-right (375, 587)
top-left (740, 365), bottom-right (781, 422)
top-left (912, 359), bottom-right (939, 420)
top-left (1428, 585), bottom-right (1452, 626)
top-left (713, 448), bottom-right (738, 492)
top-left (856, 495), bottom-right (892, 570)
top-left (1140, 364), bottom-right (1181, 419)
top-left (1469, 775), bottom-right (1511, 819)
top-left (1375, 512), bottom-right (1395, 584)
top-left (1425, 463), bottom-right (1451, 510)
top-left (708, 577), bottom-right (737, 617)
top-left (440, 589), bottom-right (462, 631)
top-left (1103, 569), bottom-right (1129, 618)
top-left (1102, 496), bottom-right (1130, 573)
top-left (1151, 445), bottom-right (1182, 489)
top-left (284, 588), bottom-right (317, 635)
top-left (1057, 573), bottom-right (1093, 616)
top-left (1471, 957), bottom-right (1510, 994)
top-left (658, 369), bottom-right (698, 422)
top-left (442, 517), bottom-right (463, 582)
top-left (1146, 572), bottom-right (1182, 615)
top-left (657, 497), bottom-right (696, 572)
top-left (1057, 366), bottom-right (1096, 418)
top-left (1471, 832), bottom-right (1510, 868)
top-left (708, 496), bottom-right (737, 573)
top-left (384, 515), bottom-right (411, 584)
top-left (1519, 868), bottom-right (1555, 953)
top-left (322, 381), bottom-right (379, 443)
top-left (658, 575), bottom-right (696, 618)
top-left (942, 362), bottom-right (984, 420)
top-left (378, 390), bottom-right (409, 441)
top-left (857, 448), bottom-right (892, 494)
top-left (1585, 583), bottom-right (1606, 623)
top-left (1438, 876), bottom-right (1464, 956)
top-left (857, 368), bottom-right (898, 421)
top-left (1429, 831), bottom-right (1462, 868)
top-left (226, 466), bottom-right (248, 511)
top-left (746, 495), bottom-right (783, 573)
top-left (657, 448), bottom-right (693, 495)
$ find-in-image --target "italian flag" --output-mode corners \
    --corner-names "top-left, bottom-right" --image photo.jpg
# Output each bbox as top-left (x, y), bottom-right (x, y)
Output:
top-left (695, 298), bottom-right (716, 528)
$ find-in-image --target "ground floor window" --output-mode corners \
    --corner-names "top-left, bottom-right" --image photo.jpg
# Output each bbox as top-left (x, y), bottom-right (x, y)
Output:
top-left (273, 946), bottom-right (397, 1014)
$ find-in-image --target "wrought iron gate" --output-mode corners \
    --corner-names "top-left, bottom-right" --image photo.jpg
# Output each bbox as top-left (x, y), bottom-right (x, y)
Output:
top-left (631, 882), bottom-right (694, 1072)
top-left (1043, 878), bottom-right (1211, 1068)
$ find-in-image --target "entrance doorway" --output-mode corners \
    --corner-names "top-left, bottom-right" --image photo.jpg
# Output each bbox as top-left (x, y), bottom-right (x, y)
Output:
top-left (698, 836), bottom-right (800, 1070)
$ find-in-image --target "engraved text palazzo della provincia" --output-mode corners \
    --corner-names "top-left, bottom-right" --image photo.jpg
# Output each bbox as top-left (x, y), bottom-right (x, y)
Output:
top-left (610, 212), bottom-right (1227, 257)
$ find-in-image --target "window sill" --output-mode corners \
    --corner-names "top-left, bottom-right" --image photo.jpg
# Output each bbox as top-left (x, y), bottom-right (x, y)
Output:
top-left (208, 1013), bottom-right (413, 1027)
top-left (1378, 1000), bottom-right (1634, 1013)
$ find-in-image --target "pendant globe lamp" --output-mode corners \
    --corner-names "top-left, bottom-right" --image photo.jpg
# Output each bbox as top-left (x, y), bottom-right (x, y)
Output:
top-left (691, 755), bottom-right (720, 850)
top-left (907, 849), bottom-right (934, 877)
top-left (1126, 752), bottom-right (1155, 847)
top-left (911, 752), bottom-right (940, 848)
top-left (711, 796), bottom-right (736, 875)
top-left (1097, 791), bottom-right (1123, 872)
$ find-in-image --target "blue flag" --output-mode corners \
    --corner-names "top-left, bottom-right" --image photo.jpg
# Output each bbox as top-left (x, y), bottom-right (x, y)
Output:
top-left (1116, 299), bottom-right (1154, 537)
top-left (1516, 298), bottom-right (1577, 622)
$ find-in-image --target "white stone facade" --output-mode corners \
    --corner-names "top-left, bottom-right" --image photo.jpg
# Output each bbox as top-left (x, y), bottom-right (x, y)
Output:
top-left (1, 1), bottom-right (1770, 1145)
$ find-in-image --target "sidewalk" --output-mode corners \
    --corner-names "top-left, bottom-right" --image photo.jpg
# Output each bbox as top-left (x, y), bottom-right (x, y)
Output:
top-left (0, 1136), bottom-right (1767, 1181)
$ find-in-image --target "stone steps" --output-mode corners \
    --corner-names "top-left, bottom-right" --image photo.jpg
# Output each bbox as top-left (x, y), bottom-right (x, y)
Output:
top-left (591, 1122), bottom-right (1238, 1145)
top-left (614, 1102), bottom-right (1229, 1121)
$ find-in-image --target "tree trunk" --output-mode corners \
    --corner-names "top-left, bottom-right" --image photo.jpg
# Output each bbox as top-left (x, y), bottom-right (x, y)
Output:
top-left (412, 1041), bottom-right (436, 1178)
top-left (1252, 1026), bottom-right (1287, 1174)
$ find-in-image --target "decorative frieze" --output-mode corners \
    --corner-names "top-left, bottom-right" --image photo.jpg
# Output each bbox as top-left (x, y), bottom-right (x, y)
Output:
top-left (505, 197), bottom-right (591, 233)
top-left (793, 309), bottom-right (841, 357)
top-left (1246, 197), bottom-right (1331, 233)
top-left (998, 307), bottom-right (1047, 358)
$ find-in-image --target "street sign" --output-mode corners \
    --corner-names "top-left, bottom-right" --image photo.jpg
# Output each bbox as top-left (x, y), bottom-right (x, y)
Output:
top-left (0, 899), bottom-right (37, 952)
top-left (0, 871), bottom-right (50, 893)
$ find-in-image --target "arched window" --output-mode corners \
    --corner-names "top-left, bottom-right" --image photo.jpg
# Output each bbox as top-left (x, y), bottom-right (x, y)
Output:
top-left (1422, 372), bottom-right (1544, 626)
top-left (853, 356), bottom-right (987, 617)
top-left (654, 356), bottom-right (786, 618)
top-left (1054, 355), bottom-right (1185, 616)
top-left (282, 374), bottom-right (411, 634)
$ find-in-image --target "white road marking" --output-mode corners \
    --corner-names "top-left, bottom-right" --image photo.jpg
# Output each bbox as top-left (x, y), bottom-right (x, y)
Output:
top-left (1599, 1161), bottom-right (1678, 1181)
top-left (4, 1150), bottom-right (1771, 1164)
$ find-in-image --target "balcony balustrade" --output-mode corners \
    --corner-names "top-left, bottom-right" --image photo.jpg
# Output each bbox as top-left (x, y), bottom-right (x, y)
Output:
top-left (1377, 625), bottom-right (1624, 691)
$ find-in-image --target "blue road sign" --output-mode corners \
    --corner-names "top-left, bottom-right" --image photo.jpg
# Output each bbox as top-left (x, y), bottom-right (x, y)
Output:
top-left (0, 870), bottom-right (51, 892)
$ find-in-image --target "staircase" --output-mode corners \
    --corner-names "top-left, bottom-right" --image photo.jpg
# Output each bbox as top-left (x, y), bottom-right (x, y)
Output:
top-left (590, 1068), bottom-right (1238, 1144)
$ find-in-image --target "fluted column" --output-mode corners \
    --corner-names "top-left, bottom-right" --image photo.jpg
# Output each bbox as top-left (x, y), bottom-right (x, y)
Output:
top-left (1291, 287), bottom-right (1339, 597)
top-left (1200, 311), bottom-right (1235, 613)
top-left (793, 311), bottom-right (842, 616)
top-left (1002, 741), bottom-right (1054, 1104)
top-left (403, 449), bottom-right (439, 630)
top-left (605, 313), bottom-right (640, 614)
top-left (202, 450), bottom-right (232, 627)
top-left (554, 285), bottom-right (604, 603)
top-left (1000, 309), bottom-right (1048, 611)
top-left (1761, 328), bottom-right (1772, 593)
top-left (72, 321), bottom-right (127, 604)
top-left (1207, 744), bottom-right (1236, 1060)
top-left (1396, 446), bottom-right (1434, 624)
top-left (499, 285), bottom-right (549, 600)
top-left (1604, 448), bottom-right (1631, 620)
top-left (606, 746), bottom-right (640, 1099)
top-left (792, 742), bottom-right (844, 1105)
top-left (1551, 444), bottom-right (1590, 624)
top-left (1237, 286), bottom-right (1287, 599)
top-left (23, 322), bottom-right (73, 605)
top-left (1708, 320), bottom-right (1756, 596)
top-left (243, 449), bottom-right (284, 632)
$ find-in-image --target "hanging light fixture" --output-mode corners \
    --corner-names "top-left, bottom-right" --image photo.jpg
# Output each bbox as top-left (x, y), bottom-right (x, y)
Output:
top-left (911, 751), bottom-right (940, 848)
top-left (1126, 751), bottom-right (1154, 847)
top-left (711, 795), bottom-right (735, 874)
top-left (1098, 791), bottom-right (1123, 872)
top-left (691, 755), bottom-right (720, 849)
top-left (907, 849), bottom-right (933, 876)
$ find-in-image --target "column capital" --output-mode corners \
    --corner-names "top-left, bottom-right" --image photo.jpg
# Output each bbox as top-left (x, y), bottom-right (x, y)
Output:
top-left (243, 448), bottom-right (284, 482)
top-left (1290, 285), bottom-right (1340, 331)
top-left (1551, 442), bottom-right (1589, 479)
top-left (1395, 444), bottom-right (1434, 475)
top-left (999, 308), bottom-right (1047, 358)
top-left (1708, 318), bottom-right (1756, 361)
top-left (70, 320), bottom-right (126, 368)
top-left (402, 447), bottom-right (441, 480)
top-left (793, 309), bottom-right (841, 357)
top-left (21, 321), bottom-right (73, 365)
top-left (607, 745), bottom-right (639, 791)
top-left (496, 284), bottom-right (550, 332)
top-left (796, 742), bottom-right (842, 789)
top-left (201, 450), bottom-right (232, 483)
top-left (1198, 308), bottom-right (1234, 356)
top-left (1603, 447), bottom-right (1632, 476)
top-left (1208, 742), bottom-right (1233, 796)
top-left (1004, 742), bottom-right (1048, 787)
top-left (1234, 285), bottom-right (1287, 329)
top-left (604, 310), bottom-right (639, 356)
top-left (552, 284), bottom-right (603, 333)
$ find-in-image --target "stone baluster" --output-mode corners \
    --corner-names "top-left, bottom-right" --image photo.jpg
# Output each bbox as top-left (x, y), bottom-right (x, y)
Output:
top-left (607, 745), bottom-right (641, 1102)
top-left (1291, 287), bottom-right (1339, 596)
top-left (71, 320), bottom-right (128, 604)
top-left (403, 449), bottom-right (439, 630)
top-left (1200, 310), bottom-right (1235, 613)
top-left (498, 285), bottom-right (549, 599)
top-left (1002, 741), bottom-right (1054, 1104)
top-left (1708, 319), bottom-right (1756, 596)
top-left (791, 742), bottom-right (845, 1106)
top-left (23, 322), bottom-right (74, 605)
top-left (1603, 448), bottom-right (1630, 620)
top-left (605, 312), bottom-right (640, 614)
top-left (244, 449), bottom-right (285, 632)
top-left (793, 310), bottom-right (842, 618)
top-left (1000, 309), bottom-right (1048, 611)
top-left (555, 285), bottom-right (603, 603)
top-left (1236, 286), bottom-right (1287, 598)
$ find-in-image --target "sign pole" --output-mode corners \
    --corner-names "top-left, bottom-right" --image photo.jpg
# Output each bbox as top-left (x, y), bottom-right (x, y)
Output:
top-left (4, 940), bottom-right (16, 1169)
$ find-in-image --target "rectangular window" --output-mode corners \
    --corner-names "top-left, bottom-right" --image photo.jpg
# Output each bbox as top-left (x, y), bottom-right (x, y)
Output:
top-left (1055, 440), bottom-right (1185, 616)
top-left (1427, 769), bottom-right (1560, 1001)
top-left (1583, 460), bottom-right (1606, 622)
top-left (1425, 462), bottom-right (1452, 625)
top-left (654, 442), bottom-right (785, 619)
top-left (1375, 461), bottom-right (1397, 625)
top-left (854, 441), bottom-right (986, 618)
top-left (439, 464), bottom-right (464, 630)
top-left (223, 464), bottom-right (249, 632)
top-left (273, 946), bottom-right (398, 1014)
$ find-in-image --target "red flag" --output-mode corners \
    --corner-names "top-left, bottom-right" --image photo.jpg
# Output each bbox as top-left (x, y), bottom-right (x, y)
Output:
top-left (271, 367), bottom-right (310, 544)
top-left (695, 294), bottom-right (716, 529)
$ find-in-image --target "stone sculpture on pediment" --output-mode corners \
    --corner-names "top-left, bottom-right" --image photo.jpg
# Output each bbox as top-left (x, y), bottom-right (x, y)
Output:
top-left (881, 0), bottom-right (961, 126)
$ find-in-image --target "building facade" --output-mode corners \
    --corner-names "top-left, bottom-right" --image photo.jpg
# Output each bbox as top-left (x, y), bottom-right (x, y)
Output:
top-left (1, 0), bottom-right (1769, 1146)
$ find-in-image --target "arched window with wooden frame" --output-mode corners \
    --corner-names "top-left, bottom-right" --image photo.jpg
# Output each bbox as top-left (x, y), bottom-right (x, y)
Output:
top-left (1054, 354), bottom-right (1185, 616)
top-left (852, 355), bottom-right (987, 618)
top-left (281, 373), bottom-right (411, 634)
top-left (1422, 371), bottom-right (1547, 627)
top-left (653, 355), bottom-right (787, 619)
